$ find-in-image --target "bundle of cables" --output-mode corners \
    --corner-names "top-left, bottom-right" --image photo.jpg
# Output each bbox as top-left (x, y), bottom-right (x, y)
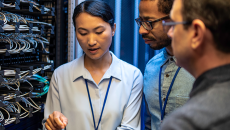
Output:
top-left (2, 0), bottom-right (51, 14)
top-left (0, 33), bottom-right (50, 54)
top-left (0, 97), bottom-right (41, 125)
top-left (29, 74), bottom-right (49, 97)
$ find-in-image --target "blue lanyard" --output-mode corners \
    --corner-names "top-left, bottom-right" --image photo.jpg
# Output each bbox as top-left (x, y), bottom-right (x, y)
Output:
top-left (85, 77), bottom-right (112, 130)
top-left (159, 66), bottom-right (181, 121)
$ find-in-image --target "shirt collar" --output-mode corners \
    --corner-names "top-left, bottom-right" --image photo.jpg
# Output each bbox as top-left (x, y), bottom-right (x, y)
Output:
top-left (161, 48), bottom-right (177, 67)
top-left (190, 64), bottom-right (230, 97)
top-left (72, 51), bottom-right (122, 82)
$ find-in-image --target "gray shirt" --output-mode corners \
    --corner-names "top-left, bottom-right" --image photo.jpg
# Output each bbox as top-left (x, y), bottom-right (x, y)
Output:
top-left (160, 64), bottom-right (230, 130)
top-left (144, 48), bottom-right (195, 130)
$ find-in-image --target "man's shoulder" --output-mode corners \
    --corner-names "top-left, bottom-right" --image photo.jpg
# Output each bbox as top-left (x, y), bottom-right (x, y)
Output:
top-left (160, 105), bottom-right (193, 130)
top-left (161, 87), bottom-right (230, 130)
top-left (148, 51), bottom-right (164, 64)
top-left (160, 99), bottom-right (205, 130)
top-left (145, 50), bottom-right (165, 70)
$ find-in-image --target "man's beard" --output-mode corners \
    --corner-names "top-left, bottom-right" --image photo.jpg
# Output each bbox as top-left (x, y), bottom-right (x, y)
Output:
top-left (142, 35), bottom-right (171, 50)
top-left (149, 38), bottom-right (171, 50)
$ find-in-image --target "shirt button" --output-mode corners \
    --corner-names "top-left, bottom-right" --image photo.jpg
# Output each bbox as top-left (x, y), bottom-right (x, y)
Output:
top-left (163, 98), bottom-right (166, 101)
top-left (166, 74), bottom-right (169, 77)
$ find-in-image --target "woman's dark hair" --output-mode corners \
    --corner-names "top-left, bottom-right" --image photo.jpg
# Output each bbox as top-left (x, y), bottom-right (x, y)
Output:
top-left (72, 0), bottom-right (114, 29)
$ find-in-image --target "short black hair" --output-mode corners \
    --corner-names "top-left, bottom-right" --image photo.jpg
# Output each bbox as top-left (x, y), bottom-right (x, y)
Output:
top-left (140, 0), bottom-right (173, 15)
top-left (181, 0), bottom-right (230, 53)
top-left (157, 0), bottom-right (174, 15)
top-left (72, 0), bottom-right (114, 29)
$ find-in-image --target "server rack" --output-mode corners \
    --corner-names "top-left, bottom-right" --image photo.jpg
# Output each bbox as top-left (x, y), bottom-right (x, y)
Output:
top-left (0, 0), bottom-right (65, 129)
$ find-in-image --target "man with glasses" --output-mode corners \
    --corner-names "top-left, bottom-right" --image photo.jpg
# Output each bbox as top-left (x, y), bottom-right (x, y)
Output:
top-left (160, 0), bottom-right (230, 129)
top-left (136, 0), bottom-right (195, 129)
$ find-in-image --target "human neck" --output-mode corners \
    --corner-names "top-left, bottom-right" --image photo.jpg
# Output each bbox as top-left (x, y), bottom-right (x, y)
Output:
top-left (84, 51), bottom-right (112, 71)
top-left (165, 45), bottom-right (174, 56)
top-left (192, 52), bottom-right (230, 79)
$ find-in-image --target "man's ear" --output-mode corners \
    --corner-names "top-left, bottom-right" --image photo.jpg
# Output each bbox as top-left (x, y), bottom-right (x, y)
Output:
top-left (112, 23), bottom-right (116, 36)
top-left (191, 19), bottom-right (206, 50)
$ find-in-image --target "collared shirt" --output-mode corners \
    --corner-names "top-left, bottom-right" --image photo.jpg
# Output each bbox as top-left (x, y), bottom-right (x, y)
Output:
top-left (160, 64), bottom-right (230, 130)
top-left (144, 48), bottom-right (195, 130)
top-left (43, 52), bottom-right (143, 130)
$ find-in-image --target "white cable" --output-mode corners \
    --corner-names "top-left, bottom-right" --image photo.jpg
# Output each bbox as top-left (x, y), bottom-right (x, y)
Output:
top-left (28, 98), bottom-right (41, 110)
top-left (0, 12), bottom-right (7, 24)
top-left (0, 111), bottom-right (4, 122)
top-left (0, 107), bottom-right (10, 124)
top-left (2, 3), bottom-right (15, 8)
top-left (34, 38), bottom-right (49, 53)
top-left (20, 0), bottom-right (39, 6)
top-left (4, 117), bottom-right (16, 126)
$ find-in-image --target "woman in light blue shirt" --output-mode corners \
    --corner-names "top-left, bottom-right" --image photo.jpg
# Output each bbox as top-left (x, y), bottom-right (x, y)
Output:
top-left (43, 0), bottom-right (143, 130)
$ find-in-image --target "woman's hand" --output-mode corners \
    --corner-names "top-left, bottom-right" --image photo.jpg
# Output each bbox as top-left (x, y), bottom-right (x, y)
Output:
top-left (45, 111), bottom-right (68, 130)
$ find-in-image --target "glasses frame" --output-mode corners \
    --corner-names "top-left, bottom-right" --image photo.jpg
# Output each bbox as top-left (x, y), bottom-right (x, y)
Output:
top-left (135, 15), bottom-right (170, 31)
top-left (162, 20), bottom-right (191, 33)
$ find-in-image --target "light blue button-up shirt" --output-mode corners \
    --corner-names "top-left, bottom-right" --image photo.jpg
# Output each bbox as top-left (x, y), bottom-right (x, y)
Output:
top-left (144, 48), bottom-right (195, 130)
top-left (43, 52), bottom-right (143, 130)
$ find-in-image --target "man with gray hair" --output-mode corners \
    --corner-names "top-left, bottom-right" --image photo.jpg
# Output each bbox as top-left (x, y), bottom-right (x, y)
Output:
top-left (161, 0), bottom-right (230, 129)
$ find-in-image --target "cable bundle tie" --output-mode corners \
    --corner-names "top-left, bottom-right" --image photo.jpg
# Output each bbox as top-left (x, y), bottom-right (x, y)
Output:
top-left (41, 64), bottom-right (44, 74)
top-left (0, 76), bottom-right (3, 84)
top-left (0, 119), bottom-right (5, 130)
top-left (51, 63), bottom-right (54, 71)
top-left (0, 101), bottom-right (6, 107)
top-left (16, 0), bottom-right (20, 4)
top-left (0, 20), bottom-right (4, 33)
top-left (15, 0), bottom-right (20, 10)
top-left (29, 3), bottom-right (33, 12)
top-left (9, 112), bottom-right (20, 124)
top-left (0, 96), bottom-right (4, 101)
top-left (41, 25), bottom-right (44, 35)
top-left (5, 45), bottom-right (10, 50)
top-left (24, 107), bottom-right (33, 117)
top-left (0, 71), bottom-right (4, 84)
top-left (51, 26), bottom-right (54, 34)
top-left (0, 96), bottom-right (6, 107)
top-left (29, 23), bottom-right (33, 34)
top-left (0, 0), bottom-right (3, 8)
top-left (13, 116), bottom-right (20, 124)
top-left (29, 66), bottom-right (33, 76)
top-left (5, 50), bottom-right (10, 56)
top-left (32, 48), bottom-right (36, 54)
top-left (41, 5), bottom-right (44, 14)
top-left (15, 22), bottom-right (20, 33)
top-left (15, 68), bottom-right (20, 79)
top-left (19, 50), bottom-right (24, 55)
top-left (51, 7), bottom-right (55, 16)
top-left (4, 44), bottom-right (10, 56)
top-left (14, 91), bottom-right (21, 96)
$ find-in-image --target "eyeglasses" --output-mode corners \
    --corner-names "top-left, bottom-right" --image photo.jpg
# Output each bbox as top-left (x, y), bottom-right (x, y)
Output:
top-left (162, 20), bottom-right (191, 33)
top-left (135, 15), bottom-right (170, 31)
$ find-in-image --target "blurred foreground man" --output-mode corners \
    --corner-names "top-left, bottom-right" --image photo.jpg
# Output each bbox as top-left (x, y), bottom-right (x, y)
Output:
top-left (136, 0), bottom-right (194, 129)
top-left (161, 0), bottom-right (230, 129)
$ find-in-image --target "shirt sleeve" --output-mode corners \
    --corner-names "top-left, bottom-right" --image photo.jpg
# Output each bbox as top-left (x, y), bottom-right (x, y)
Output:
top-left (42, 70), bottom-right (62, 130)
top-left (117, 70), bottom-right (143, 130)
